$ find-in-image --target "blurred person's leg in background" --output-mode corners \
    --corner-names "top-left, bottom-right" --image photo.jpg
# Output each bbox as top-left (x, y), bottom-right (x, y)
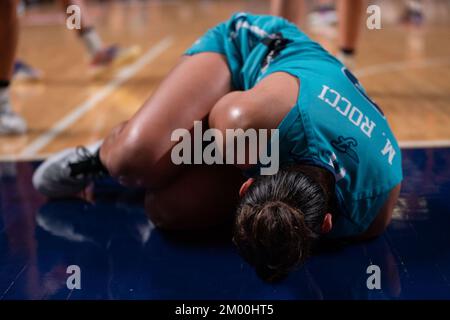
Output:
top-left (0, 0), bottom-right (27, 135)
top-left (270, 0), bottom-right (306, 28)
top-left (336, 0), bottom-right (365, 68)
top-left (270, 0), bottom-right (365, 69)
top-left (60, 0), bottom-right (141, 75)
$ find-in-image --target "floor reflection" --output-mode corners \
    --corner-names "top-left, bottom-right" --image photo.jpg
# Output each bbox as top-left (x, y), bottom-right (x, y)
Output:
top-left (0, 147), bottom-right (449, 299)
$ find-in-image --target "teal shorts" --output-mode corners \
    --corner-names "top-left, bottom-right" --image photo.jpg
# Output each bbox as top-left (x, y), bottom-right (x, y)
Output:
top-left (185, 12), bottom-right (403, 238)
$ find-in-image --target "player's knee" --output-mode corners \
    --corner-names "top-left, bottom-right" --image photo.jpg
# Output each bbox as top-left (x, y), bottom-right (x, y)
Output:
top-left (209, 91), bottom-right (256, 132)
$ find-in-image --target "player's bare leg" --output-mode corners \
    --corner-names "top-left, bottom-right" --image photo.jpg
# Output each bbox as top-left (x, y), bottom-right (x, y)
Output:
top-left (33, 53), bottom-right (232, 196)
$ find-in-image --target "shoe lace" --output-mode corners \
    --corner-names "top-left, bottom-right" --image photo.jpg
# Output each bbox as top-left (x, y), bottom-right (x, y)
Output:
top-left (68, 146), bottom-right (104, 179)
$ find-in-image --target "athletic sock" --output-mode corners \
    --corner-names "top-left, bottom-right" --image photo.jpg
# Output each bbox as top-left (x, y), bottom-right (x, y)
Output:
top-left (0, 81), bottom-right (11, 114)
top-left (79, 27), bottom-right (103, 57)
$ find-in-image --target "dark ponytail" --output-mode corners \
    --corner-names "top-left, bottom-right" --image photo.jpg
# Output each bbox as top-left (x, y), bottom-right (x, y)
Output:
top-left (233, 166), bottom-right (334, 281)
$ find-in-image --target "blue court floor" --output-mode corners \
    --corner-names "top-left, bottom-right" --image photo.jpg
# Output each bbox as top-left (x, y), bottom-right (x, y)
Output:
top-left (0, 147), bottom-right (449, 300)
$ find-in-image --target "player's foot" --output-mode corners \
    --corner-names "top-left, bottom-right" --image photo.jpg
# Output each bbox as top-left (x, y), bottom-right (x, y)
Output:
top-left (13, 60), bottom-right (42, 82)
top-left (308, 5), bottom-right (337, 39)
top-left (33, 142), bottom-right (105, 198)
top-left (401, 1), bottom-right (424, 26)
top-left (89, 45), bottom-right (141, 78)
top-left (308, 4), bottom-right (337, 28)
top-left (0, 111), bottom-right (27, 135)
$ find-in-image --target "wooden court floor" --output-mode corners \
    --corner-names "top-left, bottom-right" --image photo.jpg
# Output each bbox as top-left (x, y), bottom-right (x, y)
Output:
top-left (1, 0), bottom-right (450, 160)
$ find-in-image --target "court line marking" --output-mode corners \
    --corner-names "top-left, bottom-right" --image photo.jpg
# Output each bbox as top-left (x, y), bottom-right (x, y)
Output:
top-left (18, 36), bottom-right (174, 158)
top-left (354, 57), bottom-right (450, 78)
top-left (0, 153), bottom-right (50, 162)
top-left (1, 54), bottom-right (450, 162)
top-left (0, 264), bottom-right (28, 300)
top-left (399, 140), bottom-right (450, 149)
top-left (354, 57), bottom-right (450, 150)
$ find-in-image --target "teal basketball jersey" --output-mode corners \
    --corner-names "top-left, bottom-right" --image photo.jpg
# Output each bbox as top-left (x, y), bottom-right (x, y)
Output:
top-left (185, 12), bottom-right (403, 237)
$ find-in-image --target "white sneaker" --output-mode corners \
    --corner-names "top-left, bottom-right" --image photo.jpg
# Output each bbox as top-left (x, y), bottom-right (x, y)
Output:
top-left (0, 111), bottom-right (27, 135)
top-left (33, 142), bottom-right (104, 198)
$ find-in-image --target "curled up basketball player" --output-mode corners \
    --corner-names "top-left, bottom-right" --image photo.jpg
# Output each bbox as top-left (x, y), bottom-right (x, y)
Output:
top-left (33, 13), bottom-right (402, 282)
